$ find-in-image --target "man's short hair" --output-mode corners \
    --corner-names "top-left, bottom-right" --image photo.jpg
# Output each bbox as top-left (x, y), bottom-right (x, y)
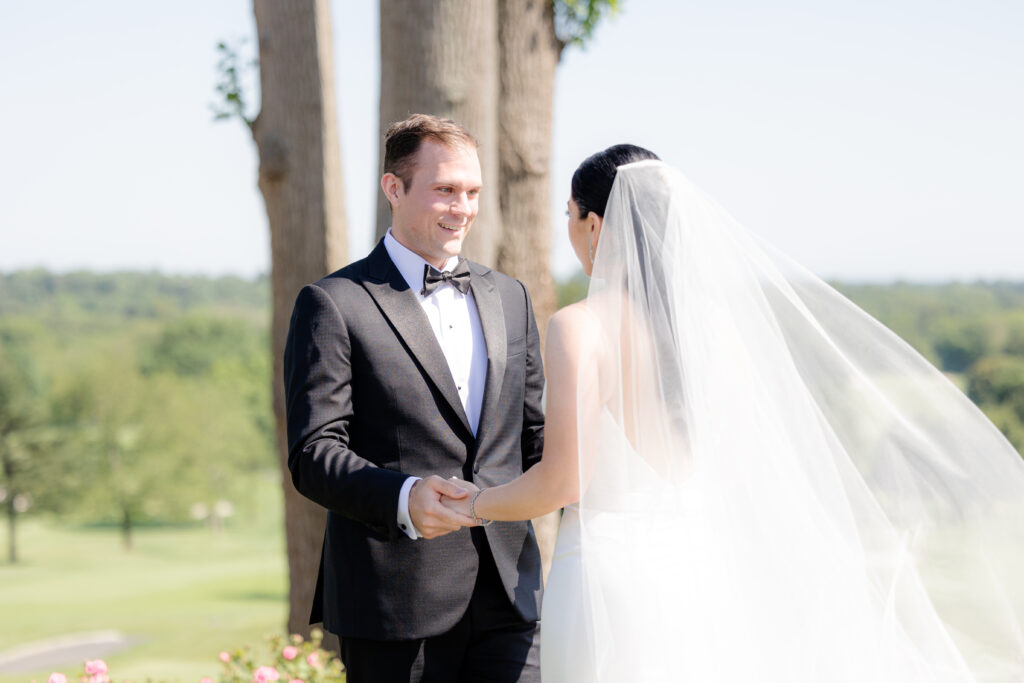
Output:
top-left (383, 114), bottom-right (478, 190)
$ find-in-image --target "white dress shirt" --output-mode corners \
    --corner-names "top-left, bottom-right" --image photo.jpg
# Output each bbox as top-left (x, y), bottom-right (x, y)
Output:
top-left (384, 230), bottom-right (488, 539)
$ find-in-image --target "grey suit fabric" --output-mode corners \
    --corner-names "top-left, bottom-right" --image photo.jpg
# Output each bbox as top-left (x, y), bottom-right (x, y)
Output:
top-left (283, 239), bottom-right (545, 641)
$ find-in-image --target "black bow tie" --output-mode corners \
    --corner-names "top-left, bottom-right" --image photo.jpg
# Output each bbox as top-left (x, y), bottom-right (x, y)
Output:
top-left (421, 260), bottom-right (472, 296)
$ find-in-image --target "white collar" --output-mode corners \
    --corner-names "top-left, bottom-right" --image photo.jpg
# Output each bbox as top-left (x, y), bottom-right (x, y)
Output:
top-left (384, 228), bottom-right (461, 294)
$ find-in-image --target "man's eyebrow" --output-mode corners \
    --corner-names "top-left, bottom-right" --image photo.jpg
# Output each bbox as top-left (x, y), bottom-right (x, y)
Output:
top-left (432, 179), bottom-right (482, 189)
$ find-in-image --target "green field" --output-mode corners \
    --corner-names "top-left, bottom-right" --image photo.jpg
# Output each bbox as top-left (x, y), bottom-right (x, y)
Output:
top-left (0, 478), bottom-right (289, 682)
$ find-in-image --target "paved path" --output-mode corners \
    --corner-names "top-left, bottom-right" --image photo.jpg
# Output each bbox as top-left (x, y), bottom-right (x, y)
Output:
top-left (0, 631), bottom-right (142, 674)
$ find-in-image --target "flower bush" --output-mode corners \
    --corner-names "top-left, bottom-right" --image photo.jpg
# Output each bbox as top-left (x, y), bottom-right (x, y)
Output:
top-left (43, 659), bottom-right (111, 683)
top-left (216, 630), bottom-right (343, 682)
top-left (41, 630), bottom-right (344, 683)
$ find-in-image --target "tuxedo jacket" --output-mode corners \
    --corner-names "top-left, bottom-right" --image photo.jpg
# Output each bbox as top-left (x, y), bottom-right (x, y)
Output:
top-left (283, 240), bottom-right (546, 641)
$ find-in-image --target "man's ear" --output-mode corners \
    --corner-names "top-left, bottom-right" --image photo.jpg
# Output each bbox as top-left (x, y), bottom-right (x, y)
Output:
top-left (381, 173), bottom-right (403, 208)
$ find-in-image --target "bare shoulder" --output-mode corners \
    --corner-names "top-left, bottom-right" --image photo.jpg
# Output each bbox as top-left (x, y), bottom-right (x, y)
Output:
top-left (548, 302), bottom-right (599, 337)
top-left (546, 302), bottom-right (603, 362)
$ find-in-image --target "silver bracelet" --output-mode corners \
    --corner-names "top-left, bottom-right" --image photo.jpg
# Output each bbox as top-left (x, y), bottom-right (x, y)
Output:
top-left (470, 489), bottom-right (493, 527)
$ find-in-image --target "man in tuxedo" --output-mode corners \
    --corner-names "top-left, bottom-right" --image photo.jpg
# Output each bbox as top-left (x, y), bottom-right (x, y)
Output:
top-left (283, 114), bottom-right (545, 682)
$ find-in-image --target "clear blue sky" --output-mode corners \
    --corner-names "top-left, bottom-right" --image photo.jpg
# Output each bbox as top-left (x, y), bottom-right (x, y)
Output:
top-left (1, 0), bottom-right (1021, 281)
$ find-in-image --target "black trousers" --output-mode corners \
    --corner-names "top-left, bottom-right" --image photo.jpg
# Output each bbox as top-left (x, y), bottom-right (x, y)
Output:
top-left (339, 533), bottom-right (541, 683)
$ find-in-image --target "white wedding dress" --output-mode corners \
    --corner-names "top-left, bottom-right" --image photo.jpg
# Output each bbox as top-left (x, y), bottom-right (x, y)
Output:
top-left (539, 161), bottom-right (1024, 682)
top-left (542, 409), bottom-right (686, 682)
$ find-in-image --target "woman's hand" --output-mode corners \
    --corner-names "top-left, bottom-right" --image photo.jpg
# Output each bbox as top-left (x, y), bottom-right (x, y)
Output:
top-left (440, 477), bottom-right (479, 523)
top-left (408, 475), bottom-right (475, 538)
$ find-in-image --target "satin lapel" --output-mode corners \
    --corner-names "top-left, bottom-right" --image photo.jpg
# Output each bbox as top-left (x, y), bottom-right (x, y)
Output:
top-left (470, 264), bottom-right (506, 444)
top-left (363, 242), bottom-right (473, 436)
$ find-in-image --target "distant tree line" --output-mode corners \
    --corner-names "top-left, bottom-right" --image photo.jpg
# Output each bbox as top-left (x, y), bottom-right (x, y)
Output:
top-left (839, 282), bottom-right (1024, 450)
top-left (2, 271), bottom-right (1023, 564)
top-left (0, 270), bottom-right (273, 562)
top-left (0, 270), bottom-right (268, 318)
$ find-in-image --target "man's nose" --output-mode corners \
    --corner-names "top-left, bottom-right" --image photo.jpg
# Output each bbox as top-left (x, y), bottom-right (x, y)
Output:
top-left (450, 193), bottom-right (472, 217)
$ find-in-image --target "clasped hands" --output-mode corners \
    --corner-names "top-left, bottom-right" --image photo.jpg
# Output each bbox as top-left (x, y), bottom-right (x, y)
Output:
top-left (407, 475), bottom-right (483, 539)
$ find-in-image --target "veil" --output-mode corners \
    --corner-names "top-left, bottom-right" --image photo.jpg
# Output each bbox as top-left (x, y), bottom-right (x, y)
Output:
top-left (573, 160), bottom-right (1024, 681)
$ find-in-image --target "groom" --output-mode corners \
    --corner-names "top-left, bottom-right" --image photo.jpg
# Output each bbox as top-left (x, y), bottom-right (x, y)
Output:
top-left (283, 114), bottom-right (545, 682)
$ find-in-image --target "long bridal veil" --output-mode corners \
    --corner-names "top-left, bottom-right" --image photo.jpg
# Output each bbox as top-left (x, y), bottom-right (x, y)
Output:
top-left (574, 160), bottom-right (1024, 681)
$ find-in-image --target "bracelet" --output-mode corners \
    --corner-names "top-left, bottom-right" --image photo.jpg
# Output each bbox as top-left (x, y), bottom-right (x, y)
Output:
top-left (470, 489), bottom-right (493, 527)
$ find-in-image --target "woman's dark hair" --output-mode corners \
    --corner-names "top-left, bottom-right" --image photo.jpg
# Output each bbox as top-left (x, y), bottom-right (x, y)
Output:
top-left (571, 144), bottom-right (660, 218)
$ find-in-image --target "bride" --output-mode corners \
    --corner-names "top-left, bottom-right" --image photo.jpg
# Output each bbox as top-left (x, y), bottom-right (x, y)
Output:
top-left (445, 145), bottom-right (1024, 682)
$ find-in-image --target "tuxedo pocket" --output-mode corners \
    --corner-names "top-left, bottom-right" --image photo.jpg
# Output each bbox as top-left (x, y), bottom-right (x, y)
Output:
top-left (507, 335), bottom-right (527, 358)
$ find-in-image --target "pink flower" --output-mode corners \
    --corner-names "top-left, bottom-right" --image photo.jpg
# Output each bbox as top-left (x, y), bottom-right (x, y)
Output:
top-left (289, 680), bottom-right (304, 683)
top-left (84, 662), bottom-right (108, 676)
top-left (253, 666), bottom-right (280, 683)
top-left (201, 678), bottom-right (214, 683)
top-left (306, 652), bottom-right (320, 668)
top-left (281, 646), bottom-right (298, 661)
top-left (219, 651), bottom-right (231, 663)
top-left (49, 674), bottom-right (68, 683)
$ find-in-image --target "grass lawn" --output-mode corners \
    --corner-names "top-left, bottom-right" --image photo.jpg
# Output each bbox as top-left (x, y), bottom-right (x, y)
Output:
top-left (0, 477), bottom-right (292, 682)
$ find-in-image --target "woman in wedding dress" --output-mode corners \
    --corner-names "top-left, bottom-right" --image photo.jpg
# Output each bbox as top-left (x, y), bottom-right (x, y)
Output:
top-left (446, 145), bottom-right (1024, 682)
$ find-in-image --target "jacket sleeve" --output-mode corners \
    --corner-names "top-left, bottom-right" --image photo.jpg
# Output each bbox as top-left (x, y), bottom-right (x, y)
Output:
top-left (283, 283), bottom-right (407, 538)
top-left (519, 281), bottom-right (546, 471)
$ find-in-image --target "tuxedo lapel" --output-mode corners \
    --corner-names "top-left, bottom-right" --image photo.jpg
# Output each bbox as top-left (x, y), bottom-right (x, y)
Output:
top-left (469, 263), bottom-right (506, 444)
top-left (363, 242), bottom-right (473, 436)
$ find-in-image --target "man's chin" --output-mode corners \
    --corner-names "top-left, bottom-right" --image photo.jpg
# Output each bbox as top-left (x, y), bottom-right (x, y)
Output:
top-left (441, 238), bottom-right (466, 257)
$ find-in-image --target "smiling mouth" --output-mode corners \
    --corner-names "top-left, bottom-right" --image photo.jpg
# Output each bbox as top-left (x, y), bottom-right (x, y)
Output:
top-left (439, 223), bottom-right (465, 233)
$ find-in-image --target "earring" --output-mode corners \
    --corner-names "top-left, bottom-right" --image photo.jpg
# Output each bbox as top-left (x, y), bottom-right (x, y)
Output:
top-left (589, 239), bottom-right (595, 265)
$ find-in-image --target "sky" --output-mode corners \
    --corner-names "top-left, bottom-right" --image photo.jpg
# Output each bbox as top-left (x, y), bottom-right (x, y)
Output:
top-left (1, 0), bottom-right (1021, 282)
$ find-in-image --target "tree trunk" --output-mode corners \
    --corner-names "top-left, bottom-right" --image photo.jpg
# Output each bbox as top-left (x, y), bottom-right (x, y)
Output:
top-left (496, 0), bottom-right (561, 337)
top-left (252, 0), bottom-right (347, 637)
top-left (3, 453), bottom-right (14, 564)
top-left (6, 498), bottom-right (15, 564)
top-left (121, 506), bottom-right (133, 551)
top-left (377, 0), bottom-right (503, 265)
top-left (496, 0), bottom-right (564, 580)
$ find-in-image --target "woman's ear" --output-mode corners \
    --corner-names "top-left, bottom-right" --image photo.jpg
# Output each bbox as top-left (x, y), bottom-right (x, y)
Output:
top-left (590, 213), bottom-right (604, 246)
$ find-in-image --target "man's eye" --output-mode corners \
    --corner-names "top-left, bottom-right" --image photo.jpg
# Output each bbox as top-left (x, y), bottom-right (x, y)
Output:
top-left (565, 210), bottom-right (571, 217)
top-left (468, 190), bottom-right (480, 197)
top-left (438, 187), bottom-right (452, 194)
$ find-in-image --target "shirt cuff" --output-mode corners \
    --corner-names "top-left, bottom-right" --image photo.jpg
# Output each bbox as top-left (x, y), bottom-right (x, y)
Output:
top-left (396, 475), bottom-right (423, 540)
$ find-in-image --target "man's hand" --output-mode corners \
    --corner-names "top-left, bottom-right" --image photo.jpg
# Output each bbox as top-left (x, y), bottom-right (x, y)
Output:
top-left (408, 475), bottom-right (477, 538)
top-left (439, 477), bottom-right (479, 519)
